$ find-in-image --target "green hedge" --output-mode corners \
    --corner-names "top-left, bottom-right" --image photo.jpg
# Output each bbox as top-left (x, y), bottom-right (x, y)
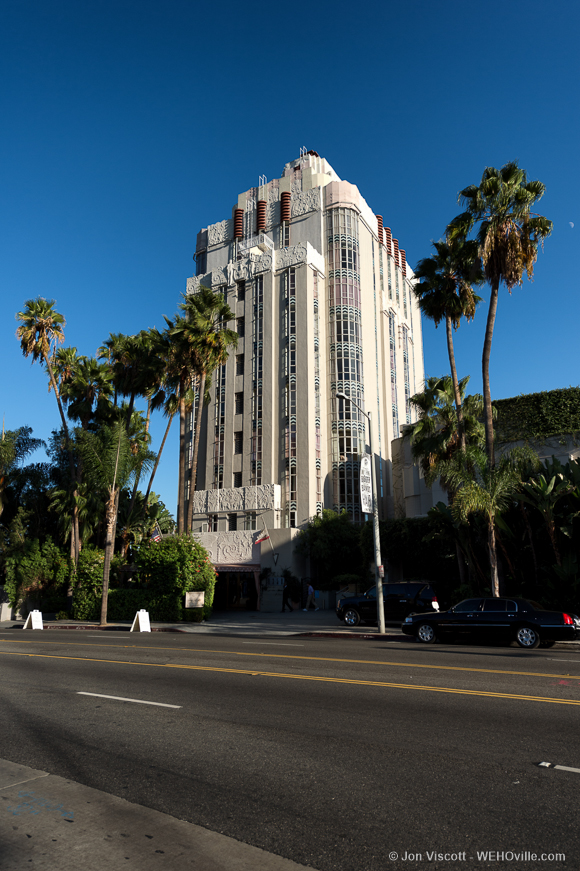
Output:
top-left (494, 387), bottom-right (580, 443)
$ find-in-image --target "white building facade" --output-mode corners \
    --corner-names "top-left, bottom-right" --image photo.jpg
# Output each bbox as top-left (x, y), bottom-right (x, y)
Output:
top-left (186, 152), bottom-right (424, 604)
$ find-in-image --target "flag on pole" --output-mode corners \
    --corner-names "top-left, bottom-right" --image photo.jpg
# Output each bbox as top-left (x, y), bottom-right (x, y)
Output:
top-left (256, 534), bottom-right (270, 543)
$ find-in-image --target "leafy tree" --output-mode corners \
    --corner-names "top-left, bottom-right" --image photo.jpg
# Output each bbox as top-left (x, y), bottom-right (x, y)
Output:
top-left (413, 236), bottom-right (483, 449)
top-left (295, 509), bottom-right (366, 590)
top-left (449, 162), bottom-right (552, 467)
top-left (0, 427), bottom-right (44, 519)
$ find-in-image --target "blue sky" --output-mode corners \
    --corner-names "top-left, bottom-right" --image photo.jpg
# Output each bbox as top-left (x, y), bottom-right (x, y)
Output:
top-left (1, 0), bottom-right (578, 515)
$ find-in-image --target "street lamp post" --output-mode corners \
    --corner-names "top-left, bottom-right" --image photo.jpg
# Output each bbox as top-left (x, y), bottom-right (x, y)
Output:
top-left (335, 392), bottom-right (386, 635)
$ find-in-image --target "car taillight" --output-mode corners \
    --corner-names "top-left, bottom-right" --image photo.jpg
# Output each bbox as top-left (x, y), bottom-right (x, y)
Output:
top-left (563, 613), bottom-right (574, 624)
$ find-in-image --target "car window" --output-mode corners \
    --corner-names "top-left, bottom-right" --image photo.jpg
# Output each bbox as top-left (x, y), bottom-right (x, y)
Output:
top-left (366, 587), bottom-right (377, 599)
top-left (482, 599), bottom-right (507, 612)
top-left (505, 600), bottom-right (517, 611)
top-left (453, 599), bottom-right (483, 612)
top-left (526, 600), bottom-right (543, 611)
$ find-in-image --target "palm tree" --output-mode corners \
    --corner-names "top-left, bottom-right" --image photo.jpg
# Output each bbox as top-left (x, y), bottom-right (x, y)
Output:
top-left (168, 287), bottom-right (238, 532)
top-left (15, 298), bottom-right (80, 564)
top-left (77, 421), bottom-right (153, 624)
top-left (61, 357), bottom-right (114, 430)
top-left (413, 236), bottom-right (483, 450)
top-left (408, 375), bottom-right (484, 489)
top-left (448, 162), bottom-right (552, 468)
top-left (445, 445), bottom-right (536, 596)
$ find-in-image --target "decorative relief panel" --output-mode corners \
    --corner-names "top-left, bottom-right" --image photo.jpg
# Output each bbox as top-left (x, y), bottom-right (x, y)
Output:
top-left (207, 219), bottom-right (232, 246)
top-left (191, 484), bottom-right (281, 514)
top-left (292, 180), bottom-right (302, 196)
top-left (218, 532), bottom-right (255, 564)
top-left (291, 188), bottom-right (321, 218)
top-left (186, 276), bottom-right (202, 294)
top-left (275, 243), bottom-right (308, 271)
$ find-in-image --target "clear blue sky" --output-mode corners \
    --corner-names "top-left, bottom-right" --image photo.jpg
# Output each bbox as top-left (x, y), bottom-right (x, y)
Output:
top-left (2, 0), bottom-right (578, 516)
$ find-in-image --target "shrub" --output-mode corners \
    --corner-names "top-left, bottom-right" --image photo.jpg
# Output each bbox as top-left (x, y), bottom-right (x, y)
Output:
top-left (4, 538), bottom-right (69, 610)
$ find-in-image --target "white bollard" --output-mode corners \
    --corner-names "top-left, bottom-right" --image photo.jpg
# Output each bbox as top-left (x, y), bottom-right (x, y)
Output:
top-left (130, 609), bottom-right (151, 632)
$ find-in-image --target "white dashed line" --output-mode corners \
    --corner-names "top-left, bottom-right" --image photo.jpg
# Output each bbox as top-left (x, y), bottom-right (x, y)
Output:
top-left (242, 642), bottom-right (304, 646)
top-left (77, 692), bottom-right (181, 708)
top-left (539, 762), bottom-right (580, 774)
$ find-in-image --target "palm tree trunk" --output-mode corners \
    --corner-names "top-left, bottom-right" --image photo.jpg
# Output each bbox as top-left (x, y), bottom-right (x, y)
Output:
top-left (488, 519), bottom-right (500, 597)
top-left (145, 413), bottom-right (175, 503)
top-left (178, 394), bottom-right (187, 533)
top-left (186, 371), bottom-right (206, 532)
top-left (44, 352), bottom-right (80, 568)
top-left (100, 428), bottom-right (123, 625)
top-left (100, 487), bottom-right (117, 625)
top-left (446, 316), bottom-right (466, 452)
top-left (482, 281), bottom-right (499, 469)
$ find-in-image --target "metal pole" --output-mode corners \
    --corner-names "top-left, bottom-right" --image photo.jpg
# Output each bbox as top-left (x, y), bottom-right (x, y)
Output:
top-left (335, 393), bottom-right (385, 635)
top-left (367, 412), bottom-right (385, 635)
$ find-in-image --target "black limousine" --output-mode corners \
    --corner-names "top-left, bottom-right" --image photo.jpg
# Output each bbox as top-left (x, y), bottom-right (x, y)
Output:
top-left (401, 597), bottom-right (579, 648)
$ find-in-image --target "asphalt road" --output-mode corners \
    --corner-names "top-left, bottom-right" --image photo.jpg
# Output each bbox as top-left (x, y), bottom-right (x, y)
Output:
top-left (1, 629), bottom-right (579, 870)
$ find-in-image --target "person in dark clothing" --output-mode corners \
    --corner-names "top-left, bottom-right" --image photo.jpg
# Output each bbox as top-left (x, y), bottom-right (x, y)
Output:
top-left (281, 582), bottom-right (293, 613)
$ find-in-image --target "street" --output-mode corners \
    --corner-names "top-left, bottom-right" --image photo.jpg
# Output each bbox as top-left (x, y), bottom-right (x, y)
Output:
top-left (1, 628), bottom-right (579, 870)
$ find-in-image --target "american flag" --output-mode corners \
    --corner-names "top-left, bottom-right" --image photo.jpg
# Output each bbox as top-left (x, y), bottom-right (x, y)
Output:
top-left (151, 527), bottom-right (162, 542)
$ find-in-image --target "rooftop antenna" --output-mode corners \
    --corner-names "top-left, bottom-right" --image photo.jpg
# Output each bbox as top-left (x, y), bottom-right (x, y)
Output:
top-left (299, 146), bottom-right (307, 166)
top-left (259, 174), bottom-right (267, 188)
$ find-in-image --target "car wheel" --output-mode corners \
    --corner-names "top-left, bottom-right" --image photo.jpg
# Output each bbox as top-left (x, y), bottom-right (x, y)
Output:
top-left (416, 622), bottom-right (437, 644)
top-left (540, 640), bottom-right (556, 648)
top-left (343, 608), bottom-right (361, 627)
top-left (515, 626), bottom-right (540, 649)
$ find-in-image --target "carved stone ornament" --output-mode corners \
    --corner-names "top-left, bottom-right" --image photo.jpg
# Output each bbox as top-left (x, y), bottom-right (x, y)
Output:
top-left (291, 188), bottom-right (321, 218)
top-left (292, 180), bottom-right (302, 196)
top-left (186, 275), bottom-right (202, 294)
top-left (275, 243), bottom-right (308, 271)
top-left (191, 484), bottom-right (280, 514)
top-left (210, 268), bottom-right (227, 287)
top-left (207, 219), bottom-right (232, 247)
top-left (218, 531), bottom-right (256, 564)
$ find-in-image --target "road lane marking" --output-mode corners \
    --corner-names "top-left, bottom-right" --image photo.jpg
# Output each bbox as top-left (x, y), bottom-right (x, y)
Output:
top-left (242, 642), bottom-right (305, 647)
top-left (2, 640), bottom-right (580, 682)
top-left (2, 650), bottom-right (580, 707)
top-left (539, 762), bottom-right (580, 773)
top-left (77, 692), bottom-right (181, 708)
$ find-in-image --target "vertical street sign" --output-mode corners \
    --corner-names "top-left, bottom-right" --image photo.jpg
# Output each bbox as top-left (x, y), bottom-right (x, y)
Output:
top-left (360, 455), bottom-right (373, 515)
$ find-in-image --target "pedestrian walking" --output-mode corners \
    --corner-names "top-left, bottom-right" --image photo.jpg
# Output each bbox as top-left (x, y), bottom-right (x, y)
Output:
top-left (303, 583), bottom-right (319, 611)
top-left (281, 581), bottom-right (293, 613)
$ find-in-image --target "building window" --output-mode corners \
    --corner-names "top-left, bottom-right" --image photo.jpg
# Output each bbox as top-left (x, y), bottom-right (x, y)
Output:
top-left (228, 514), bottom-right (237, 531)
top-left (235, 392), bottom-right (244, 415)
top-left (244, 513), bottom-right (257, 530)
top-left (234, 431), bottom-right (243, 454)
top-left (196, 250), bottom-right (207, 276)
top-left (237, 281), bottom-right (245, 301)
top-left (233, 471), bottom-right (242, 488)
top-left (236, 354), bottom-right (244, 376)
top-left (237, 317), bottom-right (245, 338)
top-left (207, 514), bottom-right (219, 532)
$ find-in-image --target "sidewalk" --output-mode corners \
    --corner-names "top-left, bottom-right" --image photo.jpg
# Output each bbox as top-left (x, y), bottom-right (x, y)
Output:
top-left (0, 608), bottom-right (409, 640)
top-left (0, 758), bottom-right (312, 871)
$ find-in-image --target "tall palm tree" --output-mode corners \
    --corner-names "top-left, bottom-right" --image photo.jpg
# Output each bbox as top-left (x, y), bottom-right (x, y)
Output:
top-left (448, 162), bottom-right (552, 468)
top-left (61, 357), bottom-right (114, 430)
top-left (413, 236), bottom-right (483, 450)
top-left (15, 298), bottom-right (80, 564)
top-left (178, 288), bottom-right (238, 533)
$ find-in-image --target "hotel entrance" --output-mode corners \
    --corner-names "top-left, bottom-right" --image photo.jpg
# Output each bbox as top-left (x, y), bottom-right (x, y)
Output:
top-left (213, 565), bottom-right (261, 611)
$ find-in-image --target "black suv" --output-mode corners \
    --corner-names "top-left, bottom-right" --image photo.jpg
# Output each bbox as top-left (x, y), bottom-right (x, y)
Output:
top-left (336, 582), bottom-right (440, 626)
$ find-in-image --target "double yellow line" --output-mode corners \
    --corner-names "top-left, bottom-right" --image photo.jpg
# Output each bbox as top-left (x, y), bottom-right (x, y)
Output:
top-left (2, 648), bottom-right (580, 707)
